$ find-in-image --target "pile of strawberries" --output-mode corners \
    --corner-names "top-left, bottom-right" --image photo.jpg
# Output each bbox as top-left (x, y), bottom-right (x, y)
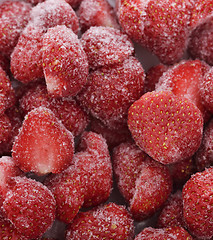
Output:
top-left (0, 0), bottom-right (212, 239)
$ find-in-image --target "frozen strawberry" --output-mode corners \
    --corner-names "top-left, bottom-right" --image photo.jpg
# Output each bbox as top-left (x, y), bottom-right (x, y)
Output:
top-left (190, 0), bottom-right (213, 28)
top-left (157, 191), bottom-right (185, 228)
top-left (188, 18), bottom-right (213, 66)
top-left (183, 167), bottom-right (213, 239)
top-left (0, 114), bottom-right (12, 144)
top-left (0, 156), bottom-right (22, 210)
top-left (130, 157), bottom-right (172, 220)
top-left (20, 83), bottom-right (89, 136)
top-left (78, 0), bottom-right (119, 32)
top-left (168, 157), bottom-right (194, 187)
top-left (0, 52), bottom-right (10, 74)
top-left (29, 0), bottom-right (79, 34)
top-left (194, 119), bottom-right (213, 171)
top-left (77, 56), bottom-right (145, 129)
top-left (128, 91), bottom-right (203, 164)
top-left (43, 25), bottom-right (89, 98)
top-left (47, 168), bottom-right (84, 224)
top-left (74, 131), bottom-right (112, 207)
top-left (199, 67), bottom-right (213, 113)
top-left (135, 226), bottom-right (193, 240)
top-left (0, 1), bottom-right (31, 57)
top-left (144, 64), bottom-right (168, 93)
top-left (66, 203), bottom-right (134, 240)
top-left (113, 142), bottom-right (148, 202)
top-left (117, 0), bottom-right (193, 64)
top-left (0, 215), bottom-right (28, 240)
top-left (156, 59), bottom-right (210, 120)
top-left (0, 66), bottom-right (16, 115)
top-left (3, 176), bottom-right (56, 239)
top-left (12, 107), bottom-right (74, 175)
top-left (90, 117), bottom-right (131, 149)
top-left (81, 26), bottom-right (134, 69)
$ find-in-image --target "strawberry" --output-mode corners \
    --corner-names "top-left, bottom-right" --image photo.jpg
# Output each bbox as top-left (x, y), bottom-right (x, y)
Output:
top-left (78, 0), bottom-right (119, 32)
top-left (157, 191), bottom-right (185, 228)
top-left (144, 64), bottom-right (168, 93)
top-left (19, 83), bottom-right (89, 136)
top-left (182, 167), bottom-right (213, 239)
top-left (188, 18), bottom-right (213, 66)
top-left (117, 0), bottom-right (193, 64)
top-left (0, 66), bottom-right (16, 115)
top-left (129, 157), bottom-right (172, 220)
top-left (74, 131), bottom-right (113, 207)
top-left (12, 107), bottom-right (74, 175)
top-left (0, 215), bottom-right (28, 240)
top-left (194, 118), bottom-right (213, 171)
top-left (81, 26), bottom-right (134, 69)
top-left (128, 91), bottom-right (203, 164)
top-left (42, 25), bottom-right (89, 97)
top-left (156, 59), bottom-right (210, 120)
top-left (3, 176), bottom-right (56, 239)
top-left (77, 56), bottom-right (145, 129)
top-left (0, 1), bottom-right (31, 57)
top-left (0, 114), bottom-right (12, 144)
top-left (0, 52), bottom-right (10, 74)
top-left (199, 67), bottom-right (213, 113)
top-left (135, 226), bottom-right (193, 240)
top-left (66, 203), bottom-right (134, 240)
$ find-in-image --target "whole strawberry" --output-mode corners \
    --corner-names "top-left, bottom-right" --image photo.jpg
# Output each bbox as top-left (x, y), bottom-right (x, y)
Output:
top-left (182, 167), bottom-right (213, 239)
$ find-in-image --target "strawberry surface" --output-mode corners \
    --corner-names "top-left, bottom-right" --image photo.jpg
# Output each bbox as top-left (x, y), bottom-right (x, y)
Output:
top-left (78, 0), bottom-right (119, 32)
top-left (66, 203), bottom-right (134, 240)
top-left (3, 176), bottom-right (56, 239)
top-left (81, 26), bottom-right (134, 69)
top-left (12, 107), bottom-right (74, 175)
top-left (128, 91), bottom-right (203, 164)
top-left (77, 56), bottom-right (145, 129)
top-left (43, 25), bottom-right (88, 97)
top-left (183, 167), bottom-right (213, 239)
top-left (0, 1), bottom-right (31, 57)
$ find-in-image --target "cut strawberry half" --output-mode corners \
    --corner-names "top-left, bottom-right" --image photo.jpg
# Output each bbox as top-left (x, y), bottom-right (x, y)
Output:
top-left (12, 107), bottom-right (74, 175)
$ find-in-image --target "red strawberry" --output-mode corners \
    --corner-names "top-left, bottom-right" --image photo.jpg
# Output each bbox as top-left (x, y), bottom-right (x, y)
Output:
top-left (194, 118), bottom-right (213, 171)
top-left (0, 113), bottom-right (12, 144)
top-left (66, 203), bottom-right (134, 240)
top-left (3, 176), bottom-right (56, 239)
top-left (188, 18), bottom-right (213, 66)
top-left (78, 0), bottom-right (119, 32)
top-left (0, 1), bottom-right (31, 57)
top-left (117, 0), bottom-right (193, 64)
top-left (81, 26), bottom-right (134, 69)
top-left (182, 167), bottom-right (213, 239)
top-left (0, 215), bottom-right (28, 240)
top-left (130, 157), bottom-right (172, 220)
top-left (43, 25), bottom-right (89, 97)
top-left (12, 107), bottom-right (74, 175)
top-left (144, 64), bottom-right (168, 93)
top-left (77, 56), bottom-right (145, 129)
top-left (128, 91), bottom-right (203, 164)
top-left (199, 67), bottom-right (213, 113)
top-left (0, 52), bottom-right (10, 74)
top-left (135, 226), bottom-right (193, 240)
top-left (157, 191), bottom-right (185, 228)
top-left (156, 59), bottom-right (210, 120)
top-left (20, 83), bottom-right (89, 136)
top-left (190, 0), bottom-right (213, 28)
top-left (0, 66), bottom-right (16, 115)
top-left (74, 131), bottom-right (112, 207)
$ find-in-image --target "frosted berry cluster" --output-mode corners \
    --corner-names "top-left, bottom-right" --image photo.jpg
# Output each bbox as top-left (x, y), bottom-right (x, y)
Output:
top-left (0, 0), bottom-right (212, 239)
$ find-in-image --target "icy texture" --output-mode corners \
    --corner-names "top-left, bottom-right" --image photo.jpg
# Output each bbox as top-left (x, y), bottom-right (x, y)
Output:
top-left (12, 107), bottom-right (74, 175)
top-left (78, 0), bottom-right (119, 32)
top-left (128, 91), bottom-right (204, 164)
top-left (66, 203), bottom-right (134, 240)
top-left (81, 26), bottom-right (134, 69)
top-left (43, 25), bottom-right (89, 97)
top-left (3, 176), bottom-right (56, 239)
top-left (182, 167), bottom-right (213, 239)
top-left (77, 56), bottom-right (145, 129)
